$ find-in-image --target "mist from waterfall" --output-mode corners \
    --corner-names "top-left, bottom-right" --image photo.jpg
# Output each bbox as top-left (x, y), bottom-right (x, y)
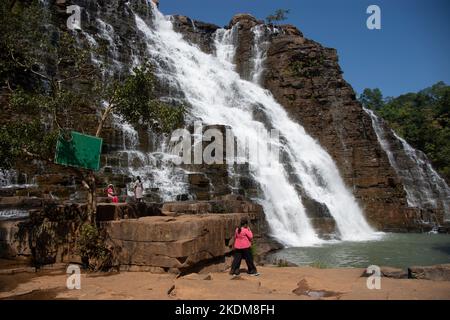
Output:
top-left (365, 108), bottom-right (450, 221)
top-left (133, 4), bottom-right (380, 246)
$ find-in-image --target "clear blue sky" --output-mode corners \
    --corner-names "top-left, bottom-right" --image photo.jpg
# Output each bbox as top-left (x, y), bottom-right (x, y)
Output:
top-left (159, 0), bottom-right (450, 98)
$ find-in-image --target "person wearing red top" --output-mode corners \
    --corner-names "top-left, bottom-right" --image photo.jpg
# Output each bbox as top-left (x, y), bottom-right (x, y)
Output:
top-left (229, 219), bottom-right (259, 276)
top-left (107, 184), bottom-right (119, 203)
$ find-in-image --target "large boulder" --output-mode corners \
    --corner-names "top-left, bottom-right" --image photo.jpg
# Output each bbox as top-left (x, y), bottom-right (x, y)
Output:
top-left (227, 14), bottom-right (260, 29)
top-left (408, 264), bottom-right (450, 281)
top-left (104, 210), bottom-right (275, 273)
top-left (361, 266), bottom-right (408, 279)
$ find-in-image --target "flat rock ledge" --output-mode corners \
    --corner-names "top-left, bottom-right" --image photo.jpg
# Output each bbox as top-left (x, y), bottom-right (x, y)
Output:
top-left (105, 211), bottom-right (267, 273)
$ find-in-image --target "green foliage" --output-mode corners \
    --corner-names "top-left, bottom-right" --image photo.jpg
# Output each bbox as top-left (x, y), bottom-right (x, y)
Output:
top-left (0, 1), bottom-right (50, 84)
top-left (266, 9), bottom-right (290, 24)
top-left (290, 54), bottom-right (324, 78)
top-left (1, 1), bottom-right (96, 87)
top-left (0, 2), bottom-right (184, 171)
top-left (0, 0), bottom-right (98, 169)
top-left (9, 88), bottom-right (44, 114)
top-left (78, 223), bottom-right (111, 270)
top-left (113, 64), bottom-right (184, 133)
top-left (250, 243), bottom-right (257, 257)
top-left (16, 202), bottom-right (90, 266)
top-left (359, 88), bottom-right (384, 111)
top-left (0, 121), bottom-right (58, 168)
top-left (359, 82), bottom-right (450, 182)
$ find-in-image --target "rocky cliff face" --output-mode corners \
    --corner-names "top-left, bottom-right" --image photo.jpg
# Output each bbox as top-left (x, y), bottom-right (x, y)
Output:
top-left (1, 0), bottom-right (447, 236)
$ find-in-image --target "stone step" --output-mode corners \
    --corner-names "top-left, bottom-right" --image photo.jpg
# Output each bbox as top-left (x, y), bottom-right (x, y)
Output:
top-left (0, 196), bottom-right (43, 209)
top-left (96, 202), bottom-right (162, 221)
top-left (161, 198), bottom-right (263, 215)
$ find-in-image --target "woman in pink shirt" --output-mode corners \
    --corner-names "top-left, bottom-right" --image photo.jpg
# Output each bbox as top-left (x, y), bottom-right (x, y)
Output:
top-left (229, 219), bottom-right (259, 276)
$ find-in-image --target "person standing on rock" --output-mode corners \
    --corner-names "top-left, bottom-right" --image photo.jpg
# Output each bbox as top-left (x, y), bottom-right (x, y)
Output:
top-left (133, 176), bottom-right (144, 203)
top-left (229, 219), bottom-right (259, 276)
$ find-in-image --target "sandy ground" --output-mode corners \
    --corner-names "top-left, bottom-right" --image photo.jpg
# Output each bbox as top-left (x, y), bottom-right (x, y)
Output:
top-left (1, 265), bottom-right (450, 300)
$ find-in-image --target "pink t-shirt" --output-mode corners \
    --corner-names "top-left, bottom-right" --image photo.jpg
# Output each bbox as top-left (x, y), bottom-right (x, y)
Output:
top-left (234, 227), bottom-right (253, 249)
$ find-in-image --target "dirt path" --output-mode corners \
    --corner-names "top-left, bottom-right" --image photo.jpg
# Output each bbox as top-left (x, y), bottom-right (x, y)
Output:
top-left (1, 266), bottom-right (450, 300)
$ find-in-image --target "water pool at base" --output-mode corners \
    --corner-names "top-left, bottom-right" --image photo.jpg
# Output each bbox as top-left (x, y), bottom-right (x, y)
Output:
top-left (268, 233), bottom-right (450, 269)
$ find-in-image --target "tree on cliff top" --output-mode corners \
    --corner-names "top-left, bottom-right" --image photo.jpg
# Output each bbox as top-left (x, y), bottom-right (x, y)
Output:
top-left (0, 1), bottom-right (184, 222)
top-left (359, 88), bottom-right (384, 111)
top-left (266, 9), bottom-right (290, 24)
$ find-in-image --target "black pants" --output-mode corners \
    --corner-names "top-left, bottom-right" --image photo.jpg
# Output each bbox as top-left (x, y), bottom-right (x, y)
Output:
top-left (230, 248), bottom-right (257, 275)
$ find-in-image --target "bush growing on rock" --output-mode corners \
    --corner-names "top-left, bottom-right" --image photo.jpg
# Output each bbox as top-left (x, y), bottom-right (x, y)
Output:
top-left (78, 223), bottom-right (112, 271)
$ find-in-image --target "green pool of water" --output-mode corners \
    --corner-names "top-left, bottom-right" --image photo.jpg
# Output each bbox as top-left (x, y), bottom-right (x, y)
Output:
top-left (268, 233), bottom-right (450, 269)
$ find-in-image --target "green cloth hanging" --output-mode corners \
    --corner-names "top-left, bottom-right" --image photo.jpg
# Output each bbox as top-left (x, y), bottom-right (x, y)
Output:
top-left (54, 131), bottom-right (103, 171)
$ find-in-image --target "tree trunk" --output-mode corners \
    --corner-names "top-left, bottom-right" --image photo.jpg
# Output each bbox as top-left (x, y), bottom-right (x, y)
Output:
top-left (81, 171), bottom-right (97, 224)
top-left (86, 102), bottom-right (115, 222)
top-left (86, 172), bottom-right (97, 224)
top-left (86, 97), bottom-right (115, 222)
top-left (96, 103), bottom-right (114, 137)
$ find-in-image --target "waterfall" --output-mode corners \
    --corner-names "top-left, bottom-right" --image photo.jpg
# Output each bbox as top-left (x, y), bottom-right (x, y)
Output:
top-left (74, 10), bottom-right (189, 202)
top-left (0, 170), bottom-right (35, 189)
top-left (0, 209), bottom-right (29, 221)
top-left (365, 108), bottom-right (450, 221)
top-left (133, 4), bottom-right (380, 246)
top-left (95, 18), bottom-right (123, 76)
top-left (213, 26), bottom-right (239, 70)
top-left (250, 25), bottom-right (270, 84)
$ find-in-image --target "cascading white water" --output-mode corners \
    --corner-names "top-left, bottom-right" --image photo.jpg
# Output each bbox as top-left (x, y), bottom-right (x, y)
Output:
top-left (0, 169), bottom-right (34, 189)
top-left (250, 25), bottom-right (271, 84)
top-left (134, 5), bottom-right (380, 246)
top-left (213, 26), bottom-right (239, 71)
top-left (74, 11), bottom-right (189, 202)
top-left (0, 209), bottom-right (29, 220)
top-left (365, 108), bottom-right (450, 221)
top-left (113, 117), bottom-right (189, 201)
top-left (95, 18), bottom-right (123, 76)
